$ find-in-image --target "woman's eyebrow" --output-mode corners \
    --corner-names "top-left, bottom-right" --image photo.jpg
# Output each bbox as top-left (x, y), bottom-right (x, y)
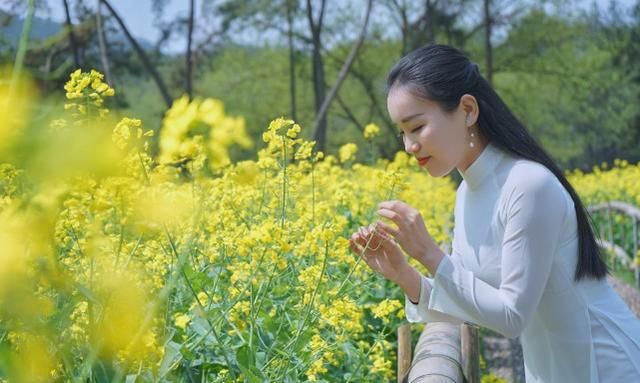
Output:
top-left (400, 113), bottom-right (424, 123)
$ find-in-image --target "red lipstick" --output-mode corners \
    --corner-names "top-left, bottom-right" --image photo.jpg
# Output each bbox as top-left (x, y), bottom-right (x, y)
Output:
top-left (417, 156), bottom-right (431, 166)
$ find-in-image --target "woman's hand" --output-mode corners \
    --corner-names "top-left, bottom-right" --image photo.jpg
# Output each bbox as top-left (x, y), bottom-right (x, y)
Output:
top-left (375, 200), bottom-right (444, 274)
top-left (349, 223), bottom-right (411, 284)
top-left (349, 223), bottom-right (422, 303)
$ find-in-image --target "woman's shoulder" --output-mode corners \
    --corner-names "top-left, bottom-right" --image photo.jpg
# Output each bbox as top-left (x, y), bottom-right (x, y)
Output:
top-left (498, 156), bottom-right (569, 212)
top-left (501, 156), bottom-right (559, 191)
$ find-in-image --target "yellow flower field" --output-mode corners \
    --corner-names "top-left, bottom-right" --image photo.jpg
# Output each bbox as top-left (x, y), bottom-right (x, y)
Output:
top-left (0, 70), bottom-right (637, 382)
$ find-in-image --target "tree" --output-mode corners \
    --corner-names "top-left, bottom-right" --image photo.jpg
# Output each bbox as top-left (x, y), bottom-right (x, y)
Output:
top-left (484, 0), bottom-right (493, 85)
top-left (305, 0), bottom-right (328, 151)
top-left (99, 0), bottom-right (172, 108)
top-left (493, 9), bottom-right (639, 168)
top-left (185, 0), bottom-right (195, 99)
top-left (62, 0), bottom-right (81, 68)
top-left (286, 0), bottom-right (297, 121)
top-left (95, 0), bottom-right (112, 85)
top-left (310, 0), bottom-right (373, 152)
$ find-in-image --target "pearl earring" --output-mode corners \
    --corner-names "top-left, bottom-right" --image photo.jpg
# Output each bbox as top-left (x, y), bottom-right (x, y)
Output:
top-left (466, 115), bottom-right (475, 148)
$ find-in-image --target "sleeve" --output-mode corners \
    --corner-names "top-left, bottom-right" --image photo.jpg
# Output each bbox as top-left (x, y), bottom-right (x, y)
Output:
top-left (408, 171), bottom-right (569, 338)
top-left (404, 271), bottom-right (464, 325)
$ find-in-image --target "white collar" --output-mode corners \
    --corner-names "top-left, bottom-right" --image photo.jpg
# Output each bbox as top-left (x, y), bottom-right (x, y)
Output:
top-left (458, 141), bottom-right (505, 190)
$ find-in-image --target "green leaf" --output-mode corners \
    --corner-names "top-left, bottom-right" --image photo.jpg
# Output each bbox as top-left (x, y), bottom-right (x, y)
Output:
top-left (236, 344), bottom-right (266, 383)
top-left (158, 341), bottom-right (182, 377)
top-left (74, 282), bottom-right (99, 304)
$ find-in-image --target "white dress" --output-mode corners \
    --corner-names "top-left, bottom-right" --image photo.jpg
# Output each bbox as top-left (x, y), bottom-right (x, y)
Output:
top-left (405, 142), bottom-right (640, 382)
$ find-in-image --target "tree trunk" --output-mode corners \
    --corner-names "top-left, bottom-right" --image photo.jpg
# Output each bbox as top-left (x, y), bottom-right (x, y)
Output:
top-left (484, 0), bottom-right (493, 85)
top-left (286, 0), bottom-right (297, 121)
top-left (186, 0), bottom-right (195, 99)
top-left (306, 0), bottom-right (327, 152)
top-left (311, 0), bottom-right (373, 143)
top-left (62, 0), bottom-right (81, 69)
top-left (96, 1), bottom-right (113, 86)
top-left (100, 0), bottom-right (173, 108)
top-left (425, 0), bottom-right (434, 44)
top-left (400, 2), bottom-right (409, 55)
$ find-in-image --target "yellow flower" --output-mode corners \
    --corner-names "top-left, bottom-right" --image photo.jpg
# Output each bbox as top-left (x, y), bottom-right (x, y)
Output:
top-left (287, 123), bottom-right (301, 138)
top-left (196, 292), bottom-right (209, 306)
top-left (338, 143), bottom-right (358, 163)
top-left (268, 117), bottom-right (294, 134)
top-left (371, 299), bottom-right (403, 325)
top-left (363, 123), bottom-right (380, 139)
top-left (174, 313), bottom-right (191, 330)
top-left (295, 140), bottom-right (316, 161)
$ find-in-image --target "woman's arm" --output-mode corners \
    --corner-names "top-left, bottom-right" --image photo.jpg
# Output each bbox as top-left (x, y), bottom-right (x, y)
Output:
top-left (377, 168), bottom-right (570, 337)
top-left (419, 170), bottom-right (569, 338)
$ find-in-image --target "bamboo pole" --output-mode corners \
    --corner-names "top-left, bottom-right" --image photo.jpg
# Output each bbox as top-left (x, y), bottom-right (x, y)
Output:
top-left (397, 324), bottom-right (412, 383)
top-left (634, 218), bottom-right (639, 288)
top-left (405, 322), bottom-right (464, 383)
top-left (588, 202), bottom-right (640, 220)
top-left (461, 323), bottom-right (480, 383)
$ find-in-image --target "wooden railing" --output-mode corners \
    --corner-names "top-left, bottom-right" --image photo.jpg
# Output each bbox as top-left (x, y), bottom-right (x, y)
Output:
top-left (588, 201), bottom-right (640, 288)
top-left (397, 200), bottom-right (640, 382)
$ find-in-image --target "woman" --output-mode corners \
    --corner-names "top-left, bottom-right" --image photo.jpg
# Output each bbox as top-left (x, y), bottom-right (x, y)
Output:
top-left (349, 44), bottom-right (640, 382)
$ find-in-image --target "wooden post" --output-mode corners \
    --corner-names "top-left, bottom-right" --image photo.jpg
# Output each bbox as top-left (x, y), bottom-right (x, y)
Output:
top-left (397, 324), bottom-right (412, 383)
top-left (461, 323), bottom-right (480, 383)
top-left (633, 218), bottom-right (639, 288)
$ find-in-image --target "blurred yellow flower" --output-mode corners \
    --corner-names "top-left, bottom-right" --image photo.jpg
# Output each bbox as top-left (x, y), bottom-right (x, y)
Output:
top-left (174, 313), bottom-right (191, 330)
top-left (363, 123), bottom-right (380, 139)
top-left (339, 143), bottom-right (358, 163)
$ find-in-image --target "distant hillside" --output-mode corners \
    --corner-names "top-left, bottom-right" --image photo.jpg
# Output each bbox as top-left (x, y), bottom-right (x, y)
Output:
top-left (0, 10), bottom-right (154, 51)
top-left (0, 10), bottom-right (62, 47)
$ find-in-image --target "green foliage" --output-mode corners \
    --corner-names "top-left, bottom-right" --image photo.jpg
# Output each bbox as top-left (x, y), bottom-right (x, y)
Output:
top-left (493, 10), bottom-right (639, 169)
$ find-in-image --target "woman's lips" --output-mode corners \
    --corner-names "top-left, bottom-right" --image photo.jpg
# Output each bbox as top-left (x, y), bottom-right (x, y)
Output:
top-left (417, 156), bottom-right (431, 166)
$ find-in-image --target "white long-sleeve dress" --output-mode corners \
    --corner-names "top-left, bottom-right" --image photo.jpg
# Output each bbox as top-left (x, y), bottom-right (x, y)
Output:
top-left (406, 142), bottom-right (640, 382)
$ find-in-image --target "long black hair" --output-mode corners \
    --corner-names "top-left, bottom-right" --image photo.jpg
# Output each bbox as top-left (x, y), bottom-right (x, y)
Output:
top-left (387, 44), bottom-right (608, 282)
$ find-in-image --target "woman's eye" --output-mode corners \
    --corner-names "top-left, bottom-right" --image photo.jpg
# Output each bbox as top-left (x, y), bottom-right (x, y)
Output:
top-left (411, 126), bottom-right (423, 133)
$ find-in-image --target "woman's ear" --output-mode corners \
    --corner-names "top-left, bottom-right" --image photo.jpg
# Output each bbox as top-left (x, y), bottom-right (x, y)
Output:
top-left (460, 94), bottom-right (479, 127)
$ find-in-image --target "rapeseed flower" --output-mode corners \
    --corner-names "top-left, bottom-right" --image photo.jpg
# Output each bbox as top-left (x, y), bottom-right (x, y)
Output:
top-left (339, 143), bottom-right (358, 163)
top-left (363, 123), bottom-right (381, 139)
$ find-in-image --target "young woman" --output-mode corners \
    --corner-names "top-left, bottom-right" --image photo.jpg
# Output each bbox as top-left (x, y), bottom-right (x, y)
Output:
top-left (349, 44), bottom-right (640, 382)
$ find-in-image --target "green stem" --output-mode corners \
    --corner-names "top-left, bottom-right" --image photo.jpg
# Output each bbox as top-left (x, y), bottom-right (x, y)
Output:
top-left (281, 136), bottom-right (287, 228)
top-left (137, 151), bottom-right (151, 185)
top-left (8, 0), bottom-right (35, 101)
top-left (336, 172), bottom-right (400, 298)
top-left (345, 325), bottom-right (391, 383)
top-left (311, 161), bottom-right (316, 226)
top-left (165, 228), bottom-right (237, 380)
top-left (270, 240), bottom-right (329, 376)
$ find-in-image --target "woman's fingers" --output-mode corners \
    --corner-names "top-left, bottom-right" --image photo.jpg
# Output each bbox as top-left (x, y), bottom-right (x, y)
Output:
top-left (377, 208), bottom-right (403, 227)
top-left (374, 221), bottom-right (399, 239)
top-left (349, 237), bottom-right (365, 255)
top-left (378, 200), bottom-right (411, 214)
top-left (350, 238), bottom-right (378, 270)
top-left (378, 200), bottom-right (422, 231)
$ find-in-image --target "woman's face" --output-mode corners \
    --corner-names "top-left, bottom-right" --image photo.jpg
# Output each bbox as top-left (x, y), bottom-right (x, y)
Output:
top-left (387, 85), bottom-right (477, 177)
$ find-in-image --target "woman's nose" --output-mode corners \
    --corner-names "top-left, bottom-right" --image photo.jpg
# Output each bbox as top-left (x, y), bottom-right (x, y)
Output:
top-left (404, 139), bottom-right (419, 153)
